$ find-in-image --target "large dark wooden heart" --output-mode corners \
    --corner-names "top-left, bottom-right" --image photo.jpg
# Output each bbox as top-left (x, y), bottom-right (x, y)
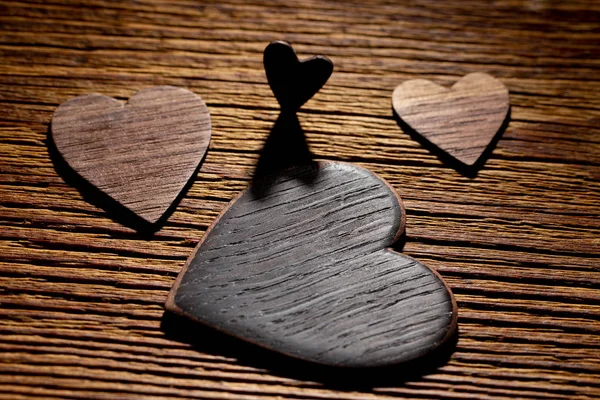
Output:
top-left (166, 162), bottom-right (457, 368)
top-left (264, 41), bottom-right (333, 110)
top-left (392, 73), bottom-right (509, 166)
top-left (51, 86), bottom-right (211, 224)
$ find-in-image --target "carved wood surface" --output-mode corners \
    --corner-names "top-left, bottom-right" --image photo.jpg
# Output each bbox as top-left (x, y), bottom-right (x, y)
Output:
top-left (51, 86), bottom-right (211, 224)
top-left (167, 162), bottom-right (457, 368)
top-left (0, 0), bottom-right (599, 399)
top-left (392, 72), bottom-right (509, 166)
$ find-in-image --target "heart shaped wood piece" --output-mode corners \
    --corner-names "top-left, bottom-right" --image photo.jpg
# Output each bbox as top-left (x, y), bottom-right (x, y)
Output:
top-left (166, 162), bottom-right (457, 368)
top-left (393, 73), bottom-right (509, 166)
top-left (264, 41), bottom-right (333, 110)
top-left (51, 86), bottom-right (211, 224)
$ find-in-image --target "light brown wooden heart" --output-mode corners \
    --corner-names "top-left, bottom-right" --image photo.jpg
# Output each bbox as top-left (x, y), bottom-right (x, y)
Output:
top-left (51, 86), bottom-right (211, 224)
top-left (392, 72), bottom-right (509, 166)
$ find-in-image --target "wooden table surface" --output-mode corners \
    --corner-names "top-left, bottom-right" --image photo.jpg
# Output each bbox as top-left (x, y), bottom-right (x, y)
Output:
top-left (1, 1), bottom-right (599, 399)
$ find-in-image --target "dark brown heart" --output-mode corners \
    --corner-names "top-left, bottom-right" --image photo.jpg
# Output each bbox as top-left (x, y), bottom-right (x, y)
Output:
top-left (166, 162), bottom-right (457, 368)
top-left (264, 41), bottom-right (333, 110)
top-left (392, 73), bottom-right (509, 166)
top-left (51, 86), bottom-right (211, 224)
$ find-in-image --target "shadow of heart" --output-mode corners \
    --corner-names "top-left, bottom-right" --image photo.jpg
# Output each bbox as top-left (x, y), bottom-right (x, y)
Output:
top-left (251, 110), bottom-right (318, 198)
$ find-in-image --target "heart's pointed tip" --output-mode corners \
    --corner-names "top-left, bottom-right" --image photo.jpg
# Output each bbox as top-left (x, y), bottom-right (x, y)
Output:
top-left (139, 212), bottom-right (162, 226)
top-left (132, 201), bottom-right (174, 226)
top-left (455, 153), bottom-right (482, 167)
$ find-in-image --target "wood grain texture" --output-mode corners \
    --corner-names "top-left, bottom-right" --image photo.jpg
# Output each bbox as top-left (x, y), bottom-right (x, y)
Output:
top-left (167, 161), bottom-right (457, 368)
top-left (393, 73), bottom-right (510, 166)
top-left (51, 86), bottom-right (211, 224)
top-left (0, 0), bottom-right (599, 399)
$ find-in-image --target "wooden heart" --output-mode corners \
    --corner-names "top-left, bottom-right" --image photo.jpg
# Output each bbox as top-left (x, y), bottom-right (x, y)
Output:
top-left (166, 162), bottom-right (457, 368)
top-left (51, 86), bottom-right (211, 224)
top-left (392, 73), bottom-right (509, 166)
top-left (264, 41), bottom-right (333, 110)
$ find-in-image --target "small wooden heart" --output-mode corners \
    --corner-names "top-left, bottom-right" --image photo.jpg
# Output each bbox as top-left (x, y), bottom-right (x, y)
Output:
top-left (166, 162), bottom-right (457, 368)
top-left (264, 41), bottom-right (333, 110)
top-left (51, 86), bottom-right (211, 224)
top-left (392, 73), bottom-right (509, 166)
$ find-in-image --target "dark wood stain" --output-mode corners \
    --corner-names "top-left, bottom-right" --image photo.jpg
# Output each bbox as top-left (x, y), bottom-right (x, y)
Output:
top-left (393, 73), bottom-right (510, 166)
top-left (166, 162), bottom-right (457, 368)
top-left (51, 86), bottom-right (211, 224)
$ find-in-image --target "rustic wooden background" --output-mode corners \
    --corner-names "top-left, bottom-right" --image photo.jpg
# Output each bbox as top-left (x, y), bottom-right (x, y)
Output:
top-left (1, 0), bottom-right (599, 399)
